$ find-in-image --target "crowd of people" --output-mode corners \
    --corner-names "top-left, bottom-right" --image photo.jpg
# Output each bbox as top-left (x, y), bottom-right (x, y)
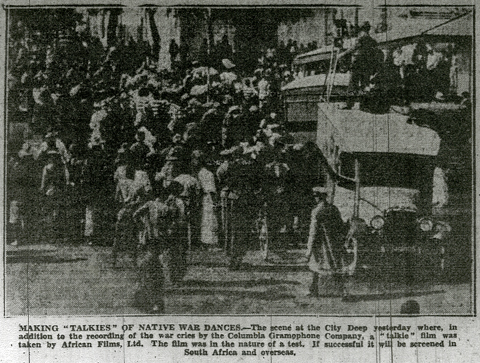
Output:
top-left (296, 20), bottom-right (468, 112)
top-left (7, 18), bottom-right (333, 312)
top-left (169, 33), bottom-right (322, 77)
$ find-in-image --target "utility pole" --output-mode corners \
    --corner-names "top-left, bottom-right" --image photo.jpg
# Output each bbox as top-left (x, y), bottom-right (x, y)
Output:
top-left (206, 8), bottom-right (212, 103)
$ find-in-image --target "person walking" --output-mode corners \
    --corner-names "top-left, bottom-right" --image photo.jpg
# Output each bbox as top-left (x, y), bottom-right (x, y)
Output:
top-left (133, 188), bottom-right (171, 314)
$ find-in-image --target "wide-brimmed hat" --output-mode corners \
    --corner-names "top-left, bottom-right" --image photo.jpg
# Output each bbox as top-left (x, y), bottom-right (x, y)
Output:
top-left (166, 180), bottom-right (184, 196)
top-left (360, 21), bottom-right (371, 32)
top-left (191, 149), bottom-right (205, 163)
top-left (222, 94), bottom-right (234, 105)
top-left (254, 68), bottom-right (264, 77)
top-left (312, 186), bottom-right (329, 195)
top-left (165, 145), bottom-right (185, 161)
top-left (222, 58), bottom-right (236, 69)
top-left (293, 143), bottom-right (304, 151)
top-left (188, 97), bottom-right (202, 107)
top-left (228, 105), bottom-right (241, 114)
top-left (219, 146), bottom-right (243, 158)
top-left (18, 148), bottom-right (33, 158)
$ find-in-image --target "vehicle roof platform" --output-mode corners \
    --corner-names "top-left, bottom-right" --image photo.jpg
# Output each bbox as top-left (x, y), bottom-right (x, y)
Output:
top-left (317, 103), bottom-right (441, 156)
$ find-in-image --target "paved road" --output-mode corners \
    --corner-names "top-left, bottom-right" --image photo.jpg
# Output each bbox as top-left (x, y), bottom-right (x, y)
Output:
top-left (5, 242), bottom-right (472, 316)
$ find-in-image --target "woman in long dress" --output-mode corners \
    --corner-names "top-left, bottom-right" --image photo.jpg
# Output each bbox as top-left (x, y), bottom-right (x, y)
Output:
top-left (192, 151), bottom-right (219, 246)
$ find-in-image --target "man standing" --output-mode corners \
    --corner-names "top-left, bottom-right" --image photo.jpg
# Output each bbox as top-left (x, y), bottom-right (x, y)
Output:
top-left (305, 187), bottom-right (347, 298)
top-left (342, 21), bottom-right (382, 109)
top-left (225, 151), bottom-right (261, 270)
top-left (164, 181), bottom-right (188, 286)
top-left (263, 149), bottom-right (291, 249)
top-left (40, 148), bottom-right (69, 243)
top-left (169, 39), bottom-right (179, 67)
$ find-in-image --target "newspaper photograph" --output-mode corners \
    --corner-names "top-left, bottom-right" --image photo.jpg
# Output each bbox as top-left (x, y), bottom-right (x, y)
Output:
top-left (0, 0), bottom-right (477, 362)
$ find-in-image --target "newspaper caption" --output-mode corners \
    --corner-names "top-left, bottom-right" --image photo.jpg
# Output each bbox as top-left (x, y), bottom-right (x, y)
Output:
top-left (17, 322), bottom-right (460, 355)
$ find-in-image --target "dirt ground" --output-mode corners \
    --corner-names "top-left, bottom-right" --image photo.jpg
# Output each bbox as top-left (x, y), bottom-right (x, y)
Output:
top-left (5, 242), bottom-right (472, 316)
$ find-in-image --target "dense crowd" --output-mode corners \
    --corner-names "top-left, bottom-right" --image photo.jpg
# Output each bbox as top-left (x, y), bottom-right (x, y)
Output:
top-left (7, 18), bottom-right (331, 312)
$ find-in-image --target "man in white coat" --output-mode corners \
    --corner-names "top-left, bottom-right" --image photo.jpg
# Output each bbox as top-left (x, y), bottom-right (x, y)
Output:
top-left (305, 187), bottom-right (347, 298)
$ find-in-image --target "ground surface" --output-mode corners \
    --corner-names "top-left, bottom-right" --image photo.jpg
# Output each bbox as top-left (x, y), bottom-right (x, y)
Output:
top-left (5, 241), bottom-right (472, 316)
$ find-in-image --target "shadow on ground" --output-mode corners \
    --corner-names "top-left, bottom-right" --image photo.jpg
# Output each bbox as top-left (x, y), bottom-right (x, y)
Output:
top-left (164, 288), bottom-right (296, 300)
top-left (182, 279), bottom-right (299, 288)
top-left (6, 252), bottom-right (88, 264)
top-left (342, 289), bottom-right (445, 303)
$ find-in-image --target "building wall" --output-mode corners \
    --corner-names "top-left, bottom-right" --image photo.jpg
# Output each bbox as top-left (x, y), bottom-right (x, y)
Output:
top-left (79, 6), bottom-right (472, 77)
top-left (188, 18), bottom-right (236, 57)
top-left (276, 6), bottom-right (470, 49)
top-left (277, 9), bottom-right (328, 48)
top-left (153, 8), bottom-right (181, 69)
top-left (454, 42), bottom-right (471, 95)
top-left (276, 7), bottom-right (372, 49)
top-left (80, 8), bottom-right (181, 69)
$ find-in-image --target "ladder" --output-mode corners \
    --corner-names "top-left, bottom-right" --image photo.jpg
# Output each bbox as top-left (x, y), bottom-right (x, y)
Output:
top-left (324, 46), bottom-right (339, 103)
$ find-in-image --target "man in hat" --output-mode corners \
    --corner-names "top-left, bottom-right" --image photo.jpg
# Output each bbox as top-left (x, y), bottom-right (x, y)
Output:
top-left (7, 143), bottom-right (39, 245)
top-left (223, 148), bottom-right (261, 270)
top-left (164, 180), bottom-right (188, 285)
top-left (216, 146), bottom-right (243, 249)
top-left (173, 162), bottom-right (202, 250)
top-left (156, 145), bottom-right (185, 188)
top-left (218, 34), bottom-right (233, 61)
top-left (130, 130), bottom-right (150, 171)
top-left (341, 21), bottom-right (382, 109)
top-left (133, 185), bottom-right (172, 313)
top-left (263, 148), bottom-right (291, 249)
top-left (169, 39), bottom-right (180, 67)
top-left (157, 147), bottom-right (201, 250)
top-left (199, 102), bottom-right (223, 146)
top-left (305, 186), bottom-right (347, 298)
top-left (130, 130), bottom-right (153, 196)
top-left (257, 69), bottom-right (271, 110)
top-left (40, 148), bottom-right (69, 243)
top-left (220, 59), bottom-right (238, 86)
top-left (221, 105), bottom-right (242, 149)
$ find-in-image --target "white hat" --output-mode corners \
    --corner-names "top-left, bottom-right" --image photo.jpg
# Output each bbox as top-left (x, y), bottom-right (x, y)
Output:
top-left (228, 105), bottom-right (241, 114)
top-left (293, 143), bottom-right (303, 151)
top-left (435, 92), bottom-right (445, 101)
top-left (222, 58), bottom-right (236, 69)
